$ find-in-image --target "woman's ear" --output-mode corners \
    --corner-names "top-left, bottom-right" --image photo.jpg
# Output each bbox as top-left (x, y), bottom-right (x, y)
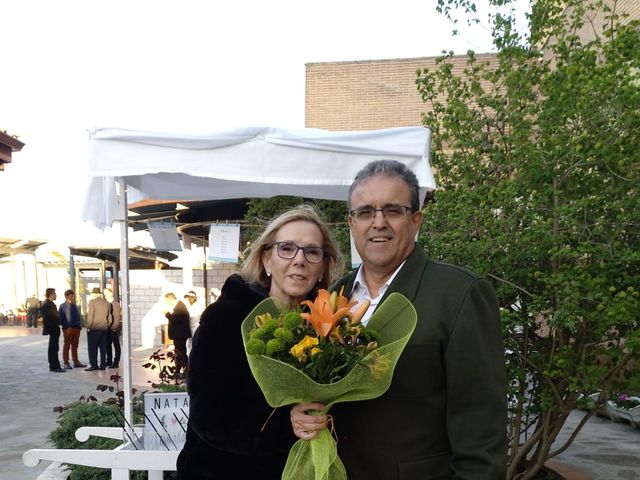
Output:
top-left (261, 251), bottom-right (272, 278)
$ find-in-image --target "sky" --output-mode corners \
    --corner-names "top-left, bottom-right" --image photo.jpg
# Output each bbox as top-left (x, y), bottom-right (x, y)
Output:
top-left (0, 0), bottom-right (528, 247)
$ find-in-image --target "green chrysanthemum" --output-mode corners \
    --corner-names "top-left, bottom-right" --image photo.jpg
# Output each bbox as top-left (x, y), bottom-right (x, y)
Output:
top-left (262, 317), bottom-right (279, 335)
top-left (282, 311), bottom-right (303, 329)
top-left (246, 338), bottom-right (266, 355)
top-left (250, 328), bottom-right (266, 340)
top-left (274, 327), bottom-right (294, 343)
top-left (266, 338), bottom-right (285, 356)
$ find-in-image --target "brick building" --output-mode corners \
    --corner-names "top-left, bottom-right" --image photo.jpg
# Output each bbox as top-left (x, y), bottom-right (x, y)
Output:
top-left (305, 0), bottom-right (639, 131)
top-left (305, 54), bottom-right (500, 131)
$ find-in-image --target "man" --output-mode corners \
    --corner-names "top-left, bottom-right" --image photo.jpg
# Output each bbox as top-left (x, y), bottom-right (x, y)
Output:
top-left (25, 293), bottom-right (40, 328)
top-left (41, 288), bottom-right (65, 373)
top-left (85, 288), bottom-right (110, 371)
top-left (184, 290), bottom-right (201, 353)
top-left (292, 160), bottom-right (507, 479)
top-left (164, 292), bottom-right (192, 376)
top-left (104, 288), bottom-right (122, 369)
top-left (58, 289), bottom-right (86, 369)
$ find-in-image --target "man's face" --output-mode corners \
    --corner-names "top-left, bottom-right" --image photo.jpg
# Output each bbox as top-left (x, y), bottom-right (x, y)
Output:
top-left (165, 296), bottom-right (177, 308)
top-left (348, 175), bottom-right (423, 276)
top-left (65, 293), bottom-right (75, 304)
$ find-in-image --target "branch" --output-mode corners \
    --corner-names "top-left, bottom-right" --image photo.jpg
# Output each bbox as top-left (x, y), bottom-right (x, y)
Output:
top-left (486, 273), bottom-right (534, 297)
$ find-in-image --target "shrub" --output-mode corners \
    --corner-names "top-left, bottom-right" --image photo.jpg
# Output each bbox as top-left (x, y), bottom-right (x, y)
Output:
top-left (47, 402), bottom-right (130, 480)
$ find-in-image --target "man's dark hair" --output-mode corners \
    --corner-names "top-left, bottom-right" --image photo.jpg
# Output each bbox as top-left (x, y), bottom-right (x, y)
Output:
top-left (45, 288), bottom-right (56, 298)
top-left (64, 289), bottom-right (75, 297)
top-left (348, 160), bottom-right (421, 211)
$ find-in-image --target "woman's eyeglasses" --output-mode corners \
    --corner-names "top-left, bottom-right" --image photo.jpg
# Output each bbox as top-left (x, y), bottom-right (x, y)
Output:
top-left (271, 241), bottom-right (325, 263)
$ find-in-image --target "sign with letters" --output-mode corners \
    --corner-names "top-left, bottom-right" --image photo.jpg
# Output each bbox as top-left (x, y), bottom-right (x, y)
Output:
top-left (208, 224), bottom-right (241, 263)
top-left (143, 392), bottom-right (189, 451)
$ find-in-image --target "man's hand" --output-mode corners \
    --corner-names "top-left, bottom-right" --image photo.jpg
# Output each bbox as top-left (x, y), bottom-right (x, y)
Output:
top-left (290, 402), bottom-right (329, 440)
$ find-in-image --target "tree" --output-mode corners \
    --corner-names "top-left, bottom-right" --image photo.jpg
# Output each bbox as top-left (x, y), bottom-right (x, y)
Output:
top-left (416, 0), bottom-right (639, 478)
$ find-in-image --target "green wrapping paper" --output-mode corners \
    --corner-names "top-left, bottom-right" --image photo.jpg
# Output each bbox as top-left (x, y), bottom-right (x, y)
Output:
top-left (241, 292), bottom-right (417, 480)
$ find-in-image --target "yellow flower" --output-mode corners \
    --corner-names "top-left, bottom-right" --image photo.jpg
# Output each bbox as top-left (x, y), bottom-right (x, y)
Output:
top-left (290, 335), bottom-right (320, 358)
top-left (301, 289), bottom-right (355, 337)
top-left (310, 347), bottom-right (322, 356)
top-left (367, 351), bottom-right (391, 379)
top-left (255, 312), bottom-right (272, 328)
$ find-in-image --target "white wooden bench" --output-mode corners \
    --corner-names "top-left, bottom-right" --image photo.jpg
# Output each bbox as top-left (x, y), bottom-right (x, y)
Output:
top-left (23, 426), bottom-right (179, 480)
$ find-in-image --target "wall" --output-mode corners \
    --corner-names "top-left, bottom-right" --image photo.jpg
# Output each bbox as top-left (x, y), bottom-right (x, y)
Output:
top-left (129, 264), bottom-right (237, 347)
top-left (305, 54), bottom-right (498, 131)
top-left (305, 2), bottom-right (639, 132)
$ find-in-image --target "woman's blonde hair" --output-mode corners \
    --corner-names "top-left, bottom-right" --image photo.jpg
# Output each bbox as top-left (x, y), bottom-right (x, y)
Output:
top-left (239, 204), bottom-right (344, 290)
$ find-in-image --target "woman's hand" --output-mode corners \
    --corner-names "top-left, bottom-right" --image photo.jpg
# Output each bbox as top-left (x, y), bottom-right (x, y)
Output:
top-left (290, 402), bottom-right (328, 440)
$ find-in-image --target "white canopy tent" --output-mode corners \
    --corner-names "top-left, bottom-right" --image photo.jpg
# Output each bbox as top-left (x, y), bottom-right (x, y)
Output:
top-left (81, 125), bottom-right (435, 429)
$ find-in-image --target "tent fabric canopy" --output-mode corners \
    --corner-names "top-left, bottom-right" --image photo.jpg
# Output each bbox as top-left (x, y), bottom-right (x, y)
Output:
top-left (82, 126), bottom-right (435, 229)
top-left (79, 125), bottom-right (435, 430)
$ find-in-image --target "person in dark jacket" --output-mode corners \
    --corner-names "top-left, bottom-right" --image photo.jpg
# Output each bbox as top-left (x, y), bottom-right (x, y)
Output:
top-left (41, 288), bottom-right (65, 373)
top-left (164, 292), bottom-right (192, 376)
top-left (291, 160), bottom-right (507, 479)
top-left (59, 289), bottom-right (86, 369)
top-left (176, 205), bottom-right (344, 480)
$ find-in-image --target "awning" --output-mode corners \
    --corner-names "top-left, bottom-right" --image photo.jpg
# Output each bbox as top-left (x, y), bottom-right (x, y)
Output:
top-left (69, 246), bottom-right (177, 269)
top-left (0, 238), bottom-right (46, 261)
top-left (82, 126), bottom-right (435, 229)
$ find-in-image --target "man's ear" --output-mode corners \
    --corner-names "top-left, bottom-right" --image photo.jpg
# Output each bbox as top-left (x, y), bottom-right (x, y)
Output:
top-left (411, 210), bottom-right (424, 232)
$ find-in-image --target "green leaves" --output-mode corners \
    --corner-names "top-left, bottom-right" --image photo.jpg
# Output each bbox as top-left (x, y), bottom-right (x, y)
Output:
top-left (418, 1), bottom-right (640, 478)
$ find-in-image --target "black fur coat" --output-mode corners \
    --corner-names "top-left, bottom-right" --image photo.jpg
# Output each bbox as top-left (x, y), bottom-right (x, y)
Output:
top-left (176, 274), bottom-right (296, 479)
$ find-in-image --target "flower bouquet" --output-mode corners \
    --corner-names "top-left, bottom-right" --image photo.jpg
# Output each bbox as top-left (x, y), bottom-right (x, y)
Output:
top-left (241, 288), bottom-right (417, 480)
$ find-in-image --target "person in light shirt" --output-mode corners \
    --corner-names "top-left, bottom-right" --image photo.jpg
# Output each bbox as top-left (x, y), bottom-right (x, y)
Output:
top-left (291, 160), bottom-right (508, 480)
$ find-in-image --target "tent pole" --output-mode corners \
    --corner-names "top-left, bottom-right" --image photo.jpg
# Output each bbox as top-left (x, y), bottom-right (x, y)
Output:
top-left (116, 176), bottom-right (134, 433)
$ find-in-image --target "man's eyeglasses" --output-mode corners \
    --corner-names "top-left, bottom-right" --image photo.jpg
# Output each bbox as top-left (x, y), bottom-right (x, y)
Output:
top-left (349, 205), bottom-right (414, 223)
top-left (271, 241), bottom-right (326, 264)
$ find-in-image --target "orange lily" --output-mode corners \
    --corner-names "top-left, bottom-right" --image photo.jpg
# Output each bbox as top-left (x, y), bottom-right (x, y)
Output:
top-left (301, 289), bottom-right (355, 337)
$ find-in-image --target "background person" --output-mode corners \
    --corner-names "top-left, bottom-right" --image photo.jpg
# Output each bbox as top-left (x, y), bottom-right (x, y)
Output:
top-left (25, 294), bottom-right (40, 328)
top-left (184, 290), bottom-right (201, 354)
top-left (104, 288), bottom-right (122, 369)
top-left (58, 289), bottom-right (86, 369)
top-left (41, 288), bottom-right (65, 373)
top-left (176, 204), bottom-right (344, 480)
top-left (164, 292), bottom-right (192, 376)
top-left (85, 288), bottom-right (110, 371)
top-left (291, 160), bottom-right (508, 479)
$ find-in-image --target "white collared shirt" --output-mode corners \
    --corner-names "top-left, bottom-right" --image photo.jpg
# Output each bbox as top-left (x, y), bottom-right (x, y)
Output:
top-left (349, 260), bottom-right (406, 325)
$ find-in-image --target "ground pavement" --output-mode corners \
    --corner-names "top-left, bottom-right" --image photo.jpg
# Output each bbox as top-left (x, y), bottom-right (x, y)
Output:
top-left (0, 326), bottom-right (164, 480)
top-left (1, 326), bottom-right (638, 479)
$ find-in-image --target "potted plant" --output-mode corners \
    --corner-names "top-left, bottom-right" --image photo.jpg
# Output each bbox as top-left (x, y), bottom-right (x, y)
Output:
top-left (612, 394), bottom-right (640, 428)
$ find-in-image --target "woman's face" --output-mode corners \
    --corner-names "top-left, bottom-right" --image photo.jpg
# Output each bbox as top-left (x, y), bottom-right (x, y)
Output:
top-left (262, 220), bottom-right (327, 308)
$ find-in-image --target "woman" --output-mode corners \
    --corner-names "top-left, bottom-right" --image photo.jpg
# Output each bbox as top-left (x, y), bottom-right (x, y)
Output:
top-left (177, 204), bottom-right (344, 479)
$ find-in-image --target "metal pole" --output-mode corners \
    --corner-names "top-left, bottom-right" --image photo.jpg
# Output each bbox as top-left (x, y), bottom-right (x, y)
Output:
top-left (69, 255), bottom-right (76, 291)
top-left (183, 234), bottom-right (193, 289)
top-left (113, 265), bottom-right (120, 303)
top-left (10, 252), bottom-right (18, 312)
top-left (34, 256), bottom-right (40, 298)
top-left (203, 244), bottom-right (208, 306)
top-left (22, 259), bottom-right (28, 307)
top-left (116, 177), bottom-right (134, 433)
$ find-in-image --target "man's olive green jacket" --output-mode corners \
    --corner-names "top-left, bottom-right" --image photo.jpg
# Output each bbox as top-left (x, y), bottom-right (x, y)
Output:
top-left (331, 246), bottom-right (507, 479)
